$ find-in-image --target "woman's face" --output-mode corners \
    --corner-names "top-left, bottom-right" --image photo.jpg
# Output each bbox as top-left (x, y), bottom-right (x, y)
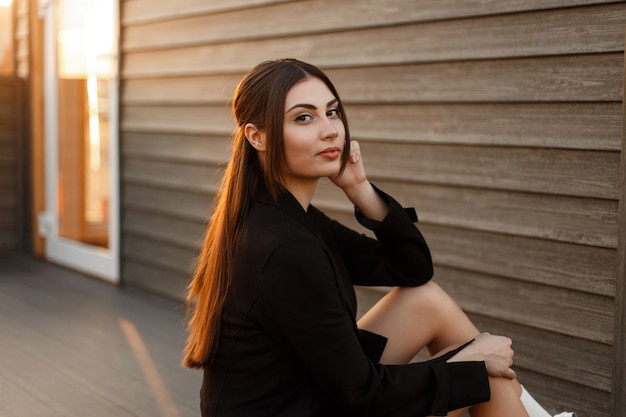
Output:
top-left (281, 77), bottom-right (346, 186)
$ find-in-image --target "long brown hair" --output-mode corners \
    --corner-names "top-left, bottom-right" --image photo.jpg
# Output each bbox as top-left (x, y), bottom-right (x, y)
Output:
top-left (183, 59), bottom-right (351, 368)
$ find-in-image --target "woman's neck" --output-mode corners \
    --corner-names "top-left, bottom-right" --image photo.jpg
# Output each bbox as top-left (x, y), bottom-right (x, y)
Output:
top-left (282, 177), bottom-right (319, 211)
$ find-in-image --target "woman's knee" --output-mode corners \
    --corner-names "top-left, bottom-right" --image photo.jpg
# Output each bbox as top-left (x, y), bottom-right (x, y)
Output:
top-left (395, 281), bottom-right (457, 315)
top-left (396, 281), bottom-right (480, 351)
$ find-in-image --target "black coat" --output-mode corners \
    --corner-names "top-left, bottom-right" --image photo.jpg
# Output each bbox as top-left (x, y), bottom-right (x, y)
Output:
top-left (200, 183), bottom-right (490, 417)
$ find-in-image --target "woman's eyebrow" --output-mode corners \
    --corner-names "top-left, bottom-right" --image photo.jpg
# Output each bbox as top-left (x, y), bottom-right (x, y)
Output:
top-left (285, 98), bottom-right (338, 113)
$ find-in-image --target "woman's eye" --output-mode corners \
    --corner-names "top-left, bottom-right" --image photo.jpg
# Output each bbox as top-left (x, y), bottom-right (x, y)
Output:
top-left (327, 108), bottom-right (339, 118)
top-left (294, 113), bottom-right (313, 122)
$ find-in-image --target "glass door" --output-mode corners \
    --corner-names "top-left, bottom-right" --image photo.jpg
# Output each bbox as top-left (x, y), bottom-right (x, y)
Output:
top-left (42, 0), bottom-right (119, 282)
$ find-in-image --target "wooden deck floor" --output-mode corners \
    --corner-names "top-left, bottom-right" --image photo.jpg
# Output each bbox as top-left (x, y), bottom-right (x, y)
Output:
top-left (0, 255), bottom-right (202, 417)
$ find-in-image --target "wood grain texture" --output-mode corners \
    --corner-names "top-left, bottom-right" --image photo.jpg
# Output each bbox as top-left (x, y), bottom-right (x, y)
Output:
top-left (118, 0), bottom-right (625, 410)
top-left (122, 1), bottom-right (624, 51)
top-left (121, 105), bottom-right (233, 134)
top-left (472, 314), bottom-right (613, 391)
top-left (88, 102), bottom-right (626, 165)
top-left (122, 3), bottom-right (625, 67)
top-left (611, 28), bottom-right (626, 416)
top-left (315, 181), bottom-right (619, 248)
top-left (514, 369), bottom-right (611, 417)
top-left (122, 158), bottom-right (222, 193)
top-left (122, 53), bottom-right (624, 103)
top-left (123, 20), bottom-right (625, 77)
top-left (359, 142), bottom-right (620, 200)
top-left (0, 257), bottom-right (201, 417)
top-left (436, 266), bottom-right (615, 344)
top-left (122, 0), bottom-right (294, 25)
top-left (123, 259), bottom-right (190, 300)
top-left (422, 224), bottom-right (616, 297)
top-left (122, 74), bottom-right (240, 104)
top-left (123, 0), bottom-right (626, 27)
top-left (328, 54), bottom-right (624, 103)
top-left (123, 234), bottom-right (198, 275)
top-left (355, 286), bottom-right (612, 410)
top-left (325, 205), bottom-right (615, 298)
top-left (0, 77), bottom-right (20, 253)
top-left (346, 103), bottom-right (623, 151)
top-left (122, 208), bottom-right (204, 249)
top-left (122, 132), bottom-right (231, 163)
top-left (122, 183), bottom-right (212, 221)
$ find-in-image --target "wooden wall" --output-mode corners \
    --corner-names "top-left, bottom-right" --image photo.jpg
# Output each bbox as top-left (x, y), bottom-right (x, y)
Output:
top-left (0, 76), bottom-right (23, 252)
top-left (119, 1), bottom-right (626, 415)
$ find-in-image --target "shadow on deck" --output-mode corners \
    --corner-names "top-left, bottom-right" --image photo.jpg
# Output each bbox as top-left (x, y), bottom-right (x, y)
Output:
top-left (0, 255), bottom-right (202, 417)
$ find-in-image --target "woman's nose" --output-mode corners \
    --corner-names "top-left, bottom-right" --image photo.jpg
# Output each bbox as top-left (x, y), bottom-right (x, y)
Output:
top-left (321, 117), bottom-right (339, 140)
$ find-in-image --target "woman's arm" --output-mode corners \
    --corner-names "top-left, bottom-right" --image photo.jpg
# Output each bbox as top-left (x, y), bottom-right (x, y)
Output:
top-left (326, 140), bottom-right (432, 286)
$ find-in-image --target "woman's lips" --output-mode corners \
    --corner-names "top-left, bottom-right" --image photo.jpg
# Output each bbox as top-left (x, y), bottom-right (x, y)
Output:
top-left (318, 147), bottom-right (341, 159)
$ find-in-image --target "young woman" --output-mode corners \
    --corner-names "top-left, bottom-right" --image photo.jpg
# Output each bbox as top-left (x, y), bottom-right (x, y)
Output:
top-left (183, 59), bottom-right (576, 417)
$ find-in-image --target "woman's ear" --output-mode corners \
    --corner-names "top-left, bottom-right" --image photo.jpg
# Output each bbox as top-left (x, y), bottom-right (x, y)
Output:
top-left (244, 123), bottom-right (266, 152)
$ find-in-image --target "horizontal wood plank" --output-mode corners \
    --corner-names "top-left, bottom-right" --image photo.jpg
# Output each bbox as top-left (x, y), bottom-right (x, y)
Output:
top-left (122, 208), bottom-right (204, 249)
top-left (358, 142), bottom-right (620, 200)
top-left (122, 58), bottom-right (624, 106)
top-left (121, 105), bottom-right (233, 134)
top-left (123, 259), bottom-right (190, 300)
top-left (122, 158), bottom-right (221, 193)
top-left (514, 368), bottom-right (611, 417)
top-left (122, 0), bottom-right (624, 27)
top-left (122, 4), bottom-right (625, 68)
top-left (436, 266), bottom-right (614, 344)
top-left (122, 74), bottom-right (240, 104)
top-left (122, 183), bottom-right (212, 221)
top-left (122, 6), bottom-right (625, 75)
top-left (316, 181), bottom-right (619, 248)
top-left (122, 137), bottom-right (620, 202)
top-left (121, 100), bottom-right (622, 155)
top-left (0, 146), bottom-right (17, 165)
top-left (0, 192), bottom-right (17, 208)
top-left (326, 206), bottom-right (616, 297)
top-left (471, 314), bottom-right (612, 391)
top-left (122, 0), bottom-right (294, 25)
top-left (122, 132), bottom-right (230, 163)
top-left (0, 237), bottom-right (17, 251)
top-left (328, 54), bottom-right (624, 103)
top-left (0, 169), bottom-right (16, 190)
top-left (423, 224), bottom-right (616, 297)
top-left (123, 53), bottom-right (623, 103)
top-left (123, 0), bottom-right (624, 51)
top-left (123, 234), bottom-right (197, 275)
top-left (347, 102), bottom-right (622, 151)
top-left (0, 208), bottom-right (16, 225)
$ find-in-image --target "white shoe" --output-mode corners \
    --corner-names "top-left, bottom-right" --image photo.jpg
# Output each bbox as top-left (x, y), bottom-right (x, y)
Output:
top-left (520, 386), bottom-right (578, 417)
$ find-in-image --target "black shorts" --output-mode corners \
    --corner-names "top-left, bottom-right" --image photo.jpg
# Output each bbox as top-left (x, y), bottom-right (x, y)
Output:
top-left (358, 330), bottom-right (475, 364)
top-left (357, 329), bottom-right (388, 363)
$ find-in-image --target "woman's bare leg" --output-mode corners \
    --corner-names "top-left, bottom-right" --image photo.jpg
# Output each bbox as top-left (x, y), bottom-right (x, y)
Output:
top-left (357, 281), bottom-right (529, 417)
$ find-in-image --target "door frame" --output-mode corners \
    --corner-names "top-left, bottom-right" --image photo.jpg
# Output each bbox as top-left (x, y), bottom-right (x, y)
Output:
top-left (41, 0), bottom-right (120, 283)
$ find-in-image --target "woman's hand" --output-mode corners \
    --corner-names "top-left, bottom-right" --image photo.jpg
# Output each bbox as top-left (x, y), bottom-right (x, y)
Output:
top-left (330, 140), bottom-right (367, 191)
top-left (330, 140), bottom-right (389, 221)
top-left (448, 332), bottom-right (517, 379)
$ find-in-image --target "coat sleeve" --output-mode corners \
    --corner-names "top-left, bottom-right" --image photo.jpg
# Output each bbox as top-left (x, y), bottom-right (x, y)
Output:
top-left (258, 236), bottom-right (490, 417)
top-left (310, 185), bottom-right (433, 287)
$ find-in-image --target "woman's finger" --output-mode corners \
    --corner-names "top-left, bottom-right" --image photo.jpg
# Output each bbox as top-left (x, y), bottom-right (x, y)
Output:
top-left (350, 140), bottom-right (361, 163)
